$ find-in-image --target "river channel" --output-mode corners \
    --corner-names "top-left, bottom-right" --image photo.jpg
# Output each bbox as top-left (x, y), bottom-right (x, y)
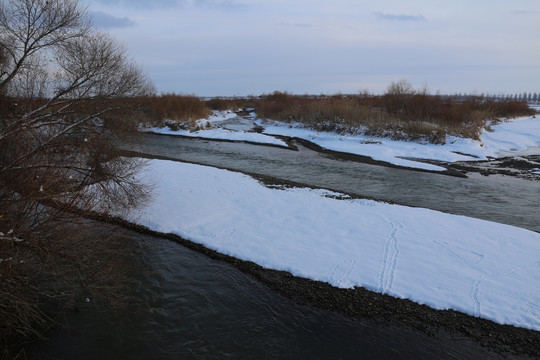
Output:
top-left (131, 133), bottom-right (540, 232)
top-left (28, 133), bottom-right (539, 359)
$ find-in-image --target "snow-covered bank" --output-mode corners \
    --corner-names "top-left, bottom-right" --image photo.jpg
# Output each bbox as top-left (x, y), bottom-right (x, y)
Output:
top-left (140, 110), bottom-right (288, 147)
top-left (143, 126), bottom-right (288, 147)
top-left (259, 116), bottom-right (540, 171)
top-left (125, 159), bottom-right (540, 331)
top-left (140, 110), bottom-right (540, 171)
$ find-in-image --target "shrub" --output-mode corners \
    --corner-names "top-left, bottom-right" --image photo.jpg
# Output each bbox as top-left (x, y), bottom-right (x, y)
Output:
top-left (205, 97), bottom-right (255, 111)
top-left (136, 93), bottom-right (212, 127)
top-left (251, 83), bottom-right (536, 143)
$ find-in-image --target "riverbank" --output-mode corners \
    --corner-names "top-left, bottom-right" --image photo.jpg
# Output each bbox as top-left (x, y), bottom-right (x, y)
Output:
top-left (259, 115), bottom-right (540, 177)
top-left (27, 219), bottom-right (525, 360)
top-left (141, 110), bottom-right (540, 178)
top-left (96, 157), bottom-right (540, 358)
top-left (452, 155), bottom-right (540, 180)
top-left (94, 205), bottom-right (540, 359)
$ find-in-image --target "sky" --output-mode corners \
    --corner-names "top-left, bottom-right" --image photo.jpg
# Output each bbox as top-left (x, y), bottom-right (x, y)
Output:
top-left (87, 0), bottom-right (540, 97)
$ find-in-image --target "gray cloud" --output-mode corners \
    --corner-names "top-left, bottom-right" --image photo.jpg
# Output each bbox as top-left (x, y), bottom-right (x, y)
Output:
top-left (94, 0), bottom-right (181, 9)
top-left (194, 0), bottom-right (247, 11)
top-left (373, 12), bottom-right (426, 22)
top-left (280, 22), bottom-right (313, 28)
top-left (90, 11), bottom-right (136, 28)
top-left (94, 0), bottom-right (246, 10)
top-left (512, 10), bottom-right (539, 15)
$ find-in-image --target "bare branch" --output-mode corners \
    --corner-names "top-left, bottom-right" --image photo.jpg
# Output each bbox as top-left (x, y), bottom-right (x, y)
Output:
top-left (0, 0), bottom-right (155, 349)
top-left (0, 0), bottom-right (90, 90)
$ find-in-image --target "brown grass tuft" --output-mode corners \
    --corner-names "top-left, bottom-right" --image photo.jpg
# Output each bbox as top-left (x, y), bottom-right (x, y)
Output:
top-left (124, 85), bottom-right (535, 143)
top-left (135, 93), bottom-right (212, 128)
top-left (252, 85), bottom-right (535, 144)
top-left (205, 97), bottom-right (255, 111)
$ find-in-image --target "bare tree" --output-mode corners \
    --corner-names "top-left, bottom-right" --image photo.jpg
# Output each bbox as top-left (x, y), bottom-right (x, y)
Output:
top-left (383, 79), bottom-right (416, 116)
top-left (0, 0), bottom-right (89, 89)
top-left (0, 0), bottom-right (155, 352)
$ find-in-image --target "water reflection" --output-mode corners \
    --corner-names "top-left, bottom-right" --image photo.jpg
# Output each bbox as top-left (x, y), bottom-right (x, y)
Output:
top-left (29, 224), bottom-right (508, 359)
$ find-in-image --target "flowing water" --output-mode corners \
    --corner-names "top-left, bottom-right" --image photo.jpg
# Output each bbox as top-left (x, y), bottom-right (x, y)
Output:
top-left (131, 133), bottom-right (540, 232)
top-left (29, 223), bottom-right (508, 360)
top-left (28, 134), bottom-right (539, 359)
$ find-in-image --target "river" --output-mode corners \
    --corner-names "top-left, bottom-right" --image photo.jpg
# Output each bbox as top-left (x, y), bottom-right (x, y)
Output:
top-left (28, 133), bottom-right (539, 359)
top-left (131, 133), bottom-right (540, 232)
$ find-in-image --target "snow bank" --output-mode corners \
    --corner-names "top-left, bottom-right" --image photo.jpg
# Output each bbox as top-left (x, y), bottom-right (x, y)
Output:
top-left (142, 110), bottom-right (540, 171)
top-left (142, 127), bottom-right (287, 147)
top-left (126, 159), bottom-right (540, 331)
top-left (198, 109), bottom-right (238, 125)
top-left (259, 116), bottom-right (540, 171)
top-left (141, 110), bottom-right (287, 147)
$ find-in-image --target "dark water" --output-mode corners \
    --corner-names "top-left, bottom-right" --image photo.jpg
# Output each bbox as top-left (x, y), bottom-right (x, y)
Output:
top-left (29, 223), bottom-right (507, 360)
top-left (131, 133), bottom-right (540, 232)
top-left (28, 135), bottom-right (538, 359)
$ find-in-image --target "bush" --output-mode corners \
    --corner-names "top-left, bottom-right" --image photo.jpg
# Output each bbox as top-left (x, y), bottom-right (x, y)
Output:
top-left (205, 97), bottom-right (255, 111)
top-left (136, 93), bottom-right (212, 127)
top-left (250, 83), bottom-right (536, 143)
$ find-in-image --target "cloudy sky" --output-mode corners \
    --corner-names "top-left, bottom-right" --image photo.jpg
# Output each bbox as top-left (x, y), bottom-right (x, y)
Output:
top-left (88, 0), bottom-right (539, 96)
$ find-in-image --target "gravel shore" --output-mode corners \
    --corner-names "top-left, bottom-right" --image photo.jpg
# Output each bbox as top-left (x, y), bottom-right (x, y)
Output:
top-left (94, 212), bottom-right (539, 359)
top-left (109, 150), bottom-right (539, 358)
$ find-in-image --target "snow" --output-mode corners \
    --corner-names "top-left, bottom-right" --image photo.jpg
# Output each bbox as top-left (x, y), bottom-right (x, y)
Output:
top-left (124, 158), bottom-right (540, 331)
top-left (143, 127), bottom-right (287, 147)
top-left (258, 116), bottom-right (540, 171)
top-left (0, 230), bottom-right (23, 243)
top-left (141, 109), bottom-right (540, 171)
top-left (140, 110), bottom-right (287, 147)
top-left (198, 109), bottom-right (239, 125)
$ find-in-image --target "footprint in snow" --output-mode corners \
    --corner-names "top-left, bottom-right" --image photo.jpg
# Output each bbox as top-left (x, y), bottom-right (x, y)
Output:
top-left (328, 259), bottom-right (357, 288)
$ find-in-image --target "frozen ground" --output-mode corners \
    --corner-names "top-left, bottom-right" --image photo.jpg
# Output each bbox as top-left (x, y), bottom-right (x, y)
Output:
top-left (123, 159), bottom-right (540, 331)
top-left (140, 110), bottom-right (540, 171)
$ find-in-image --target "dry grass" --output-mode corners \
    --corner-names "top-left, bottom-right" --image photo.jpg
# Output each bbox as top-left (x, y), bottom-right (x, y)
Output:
top-left (49, 87), bottom-right (532, 144)
top-left (121, 86), bottom-right (534, 143)
top-left (253, 90), bottom-right (535, 144)
top-left (205, 97), bottom-right (255, 111)
top-left (135, 93), bottom-right (212, 128)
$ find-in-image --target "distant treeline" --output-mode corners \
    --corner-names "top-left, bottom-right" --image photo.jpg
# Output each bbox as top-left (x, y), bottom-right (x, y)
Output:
top-left (446, 92), bottom-right (540, 103)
